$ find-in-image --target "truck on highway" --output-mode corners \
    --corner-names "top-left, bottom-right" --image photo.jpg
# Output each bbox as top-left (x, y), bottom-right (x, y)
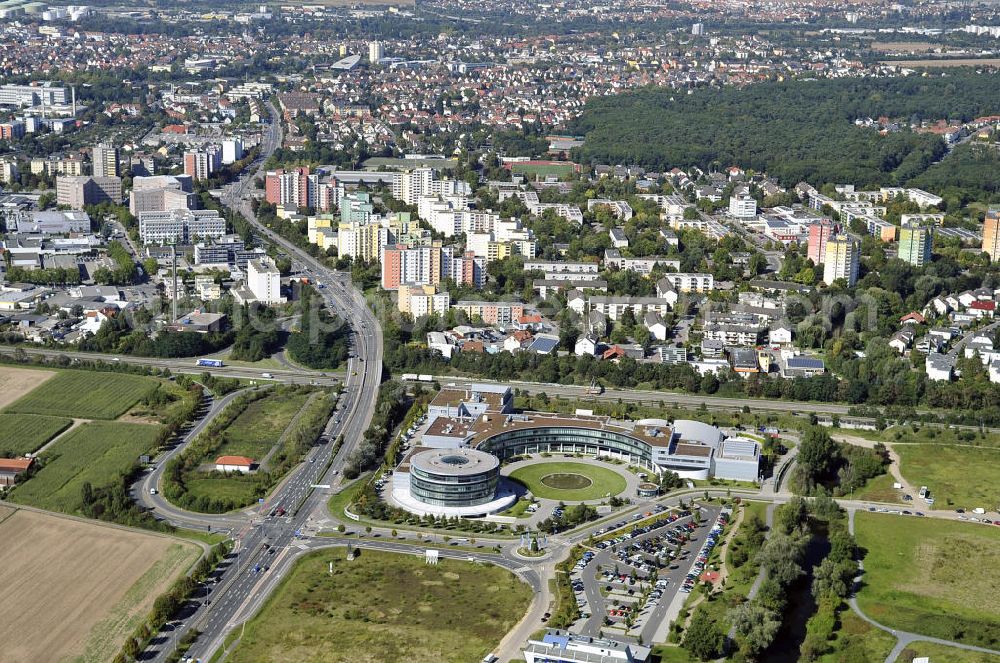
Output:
top-left (261, 372), bottom-right (273, 379)
top-left (196, 358), bottom-right (224, 368)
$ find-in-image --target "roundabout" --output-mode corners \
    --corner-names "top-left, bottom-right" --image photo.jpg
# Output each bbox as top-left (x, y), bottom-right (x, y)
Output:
top-left (506, 460), bottom-right (629, 501)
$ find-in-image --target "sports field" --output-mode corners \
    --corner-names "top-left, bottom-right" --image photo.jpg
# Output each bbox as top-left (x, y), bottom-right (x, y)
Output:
top-left (0, 413), bottom-right (73, 456)
top-left (510, 162), bottom-right (577, 179)
top-left (855, 512), bottom-right (1000, 648)
top-left (228, 549), bottom-right (530, 663)
top-left (4, 370), bottom-right (159, 419)
top-left (0, 365), bottom-right (55, 409)
top-left (0, 508), bottom-right (198, 663)
top-left (507, 461), bottom-right (627, 501)
top-left (8, 421), bottom-right (164, 513)
top-left (895, 444), bottom-right (1000, 509)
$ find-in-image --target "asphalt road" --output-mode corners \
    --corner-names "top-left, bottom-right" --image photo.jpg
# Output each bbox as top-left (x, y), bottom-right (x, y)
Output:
top-left (431, 375), bottom-right (856, 415)
top-left (139, 99), bottom-right (386, 663)
top-left (1, 346), bottom-right (343, 386)
top-left (133, 387), bottom-right (252, 531)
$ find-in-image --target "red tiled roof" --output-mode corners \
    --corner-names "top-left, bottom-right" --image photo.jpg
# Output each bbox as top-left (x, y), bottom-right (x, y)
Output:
top-left (215, 455), bottom-right (254, 466)
top-left (0, 458), bottom-right (34, 472)
top-left (602, 345), bottom-right (626, 360)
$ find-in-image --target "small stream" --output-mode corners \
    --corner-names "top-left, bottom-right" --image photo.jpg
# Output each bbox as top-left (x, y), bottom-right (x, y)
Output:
top-left (759, 522), bottom-right (831, 662)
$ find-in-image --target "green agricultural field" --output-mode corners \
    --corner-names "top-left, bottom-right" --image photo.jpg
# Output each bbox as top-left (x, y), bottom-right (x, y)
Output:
top-left (213, 391), bottom-right (310, 461)
top-left (0, 413), bottom-right (72, 456)
top-left (9, 421), bottom-right (163, 514)
top-left (855, 512), bottom-right (1000, 649)
top-left (507, 462), bottom-right (627, 501)
top-left (4, 371), bottom-right (159, 420)
top-left (895, 444), bottom-right (1000, 509)
top-left (227, 549), bottom-right (530, 663)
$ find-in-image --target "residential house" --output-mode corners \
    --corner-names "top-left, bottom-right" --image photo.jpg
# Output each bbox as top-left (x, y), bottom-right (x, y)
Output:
top-left (781, 356), bottom-right (825, 378)
top-left (768, 325), bottom-right (793, 347)
top-left (925, 353), bottom-right (955, 382)
top-left (701, 338), bottom-right (725, 358)
top-left (575, 334), bottom-right (598, 357)
top-left (889, 329), bottom-right (915, 354)
top-left (656, 345), bottom-right (688, 364)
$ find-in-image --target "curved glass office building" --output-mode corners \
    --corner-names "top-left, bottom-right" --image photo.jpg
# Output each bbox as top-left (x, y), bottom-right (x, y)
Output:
top-left (409, 448), bottom-right (501, 508)
top-left (476, 425), bottom-right (657, 468)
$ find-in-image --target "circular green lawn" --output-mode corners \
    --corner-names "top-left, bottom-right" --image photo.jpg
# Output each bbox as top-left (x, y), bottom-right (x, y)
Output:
top-left (507, 462), bottom-right (627, 501)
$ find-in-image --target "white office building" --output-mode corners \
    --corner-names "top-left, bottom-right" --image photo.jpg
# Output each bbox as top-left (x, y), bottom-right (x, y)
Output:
top-left (138, 209), bottom-right (226, 244)
top-left (0, 83), bottom-right (69, 107)
top-left (729, 192), bottom-right (758, 218)
top-left (247, 257), bottom-right (284, 304)
top-left (523, 631), bottom-right (650, 663)
top-left (129, 175), bottom-right (196, 215)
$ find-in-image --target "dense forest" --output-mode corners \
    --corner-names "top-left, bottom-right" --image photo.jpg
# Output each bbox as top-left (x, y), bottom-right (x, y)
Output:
top-left (908, 141), bottom-right (1000, 205)
top-left (567, 72), bottom-right (1000, 187)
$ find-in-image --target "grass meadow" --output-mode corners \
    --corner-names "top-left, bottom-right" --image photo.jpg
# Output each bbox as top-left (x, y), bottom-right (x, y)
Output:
top-left (507, 461), bottom-right (627, 501)
top-left (228, 549), bottom-right (530, 663)
top-left (855, 511), bottom-right (1000, 649)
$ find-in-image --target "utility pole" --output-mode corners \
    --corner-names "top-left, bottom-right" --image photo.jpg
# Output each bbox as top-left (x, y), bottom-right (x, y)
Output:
top-left (171, 242), bottom-right (178, 323)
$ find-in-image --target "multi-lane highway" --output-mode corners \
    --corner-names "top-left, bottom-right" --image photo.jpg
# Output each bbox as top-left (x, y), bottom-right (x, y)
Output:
top-left (135, 99), bottom-right (387, 663)
top-left (1, 346), bottom-right (342, 386)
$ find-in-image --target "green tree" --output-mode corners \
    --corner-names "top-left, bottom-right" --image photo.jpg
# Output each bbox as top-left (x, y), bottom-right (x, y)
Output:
top-left (683, 607), bottom-right (725, 660)
top-left (730, 601), bottom-right (781, 659)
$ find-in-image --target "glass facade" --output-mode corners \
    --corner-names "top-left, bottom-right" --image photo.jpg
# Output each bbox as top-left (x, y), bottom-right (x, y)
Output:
top-left (476, 426), bottom-right (657, 470)
top-left (410, 464), bottom-right (500, 507)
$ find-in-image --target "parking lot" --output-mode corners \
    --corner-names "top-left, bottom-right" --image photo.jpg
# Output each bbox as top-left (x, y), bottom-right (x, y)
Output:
top-left (569, 503), bottom-right (723, 643)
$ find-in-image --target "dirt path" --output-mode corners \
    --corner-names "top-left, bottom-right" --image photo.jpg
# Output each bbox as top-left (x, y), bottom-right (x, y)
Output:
top-left (32, 418), bottom-right (90, 456)
top-left (257, 391), bottom-right (322, 471)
